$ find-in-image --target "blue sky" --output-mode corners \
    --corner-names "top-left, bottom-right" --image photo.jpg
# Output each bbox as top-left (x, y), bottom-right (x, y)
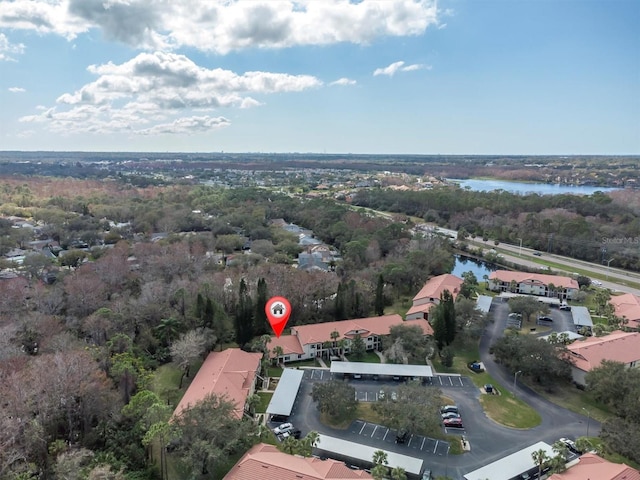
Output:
top-left (1, 0), bottom-right (638, 154)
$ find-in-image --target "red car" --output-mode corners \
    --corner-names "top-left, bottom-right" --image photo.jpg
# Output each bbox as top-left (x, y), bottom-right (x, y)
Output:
top-left (443, 418), bottom-right (464, 428)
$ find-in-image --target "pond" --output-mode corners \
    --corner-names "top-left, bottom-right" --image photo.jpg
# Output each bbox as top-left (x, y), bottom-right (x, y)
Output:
top-left (448, 178), bottom-right (618, 196)
top-left (451, 254), bottom-right (496, 281)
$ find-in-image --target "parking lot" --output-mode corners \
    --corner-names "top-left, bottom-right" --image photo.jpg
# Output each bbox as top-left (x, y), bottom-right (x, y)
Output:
top-left (349, 420), bottom-right (451, 456)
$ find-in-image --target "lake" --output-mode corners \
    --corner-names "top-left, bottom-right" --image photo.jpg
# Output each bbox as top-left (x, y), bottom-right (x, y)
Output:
top-left (451, 255), bottom-right (496, 280)
top-left (448, 178), bottom-right (618, 195)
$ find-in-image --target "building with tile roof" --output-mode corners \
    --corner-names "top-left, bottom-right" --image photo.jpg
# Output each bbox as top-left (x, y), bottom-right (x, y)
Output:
top-left (548, 453), bottom-right (640, 480)
top-left (610, 293), bottom-right (640, 330)
top-left (488, 271), bottom-right (579, 300)
top-left (565, 331), bottom-right (640, 385)
top-left (223, 443), bottom-right (373, 479)
top-left (406, 273), bottom-right (463, 321)
top-left (268, 314), bottom-right (433, 364)
top-left (172, 348), bottom-right (263, 419)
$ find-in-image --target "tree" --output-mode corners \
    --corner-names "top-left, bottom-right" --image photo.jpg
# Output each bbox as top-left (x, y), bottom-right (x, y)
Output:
top-left (391, 466), bottom-right (407, 480)
top-left (172, 394), bottom-right (256, 477)
top-left (373, 380), bottom-right (442, 435)
top-left (508, 295), bottom-right (547, 323)
top-left (234, 279), bottom-right (254, 346)
top-left (459, 271), bottom-right (478, 299)
top-left (350, 334), bottom-right (366, 360)
top-left (371, 449), bottom-right (389, 480)
top-left (311, 380), bottom-right (357, 422)
top-left (375, 274), bottom-right (385, 316)
top-left (254, 277), bottom-right (269, 335)
top-left (170, 329), bottom-right (209, 388)
top-left (383, 324), bottom-right (432, 364)
top-left (272, 345), bottom-right (284, 366)
top-left (155, 316), bottom-right (182, 347)
top-left (431, 290), bottom-right (455, 349)
top-left (531, 449), bottom-right (550, 479)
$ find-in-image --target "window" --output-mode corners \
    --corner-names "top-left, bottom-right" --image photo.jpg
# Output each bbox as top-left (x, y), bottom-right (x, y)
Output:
top-left (284, 356), bottom-right (290, 361)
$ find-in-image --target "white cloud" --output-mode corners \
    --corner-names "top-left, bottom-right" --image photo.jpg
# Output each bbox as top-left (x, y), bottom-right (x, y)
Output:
top-left (137, 116), bottom-right (230, 135)
top-left (0, 33), bottom-right (25, 61)
top-left (373, 60), bottom-right (429, 76)
top-left (330, 77), bottom-right (356, 86)
top-left (8, 87), bottom-right (26, 93)
top-left (19, 51), bottom-right (322, 135)
top-left (0, 0), bottom-right (438, 53)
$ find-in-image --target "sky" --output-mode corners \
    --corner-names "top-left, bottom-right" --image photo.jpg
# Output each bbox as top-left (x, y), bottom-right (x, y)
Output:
top-left (0, 0), bottom-right (638, 155)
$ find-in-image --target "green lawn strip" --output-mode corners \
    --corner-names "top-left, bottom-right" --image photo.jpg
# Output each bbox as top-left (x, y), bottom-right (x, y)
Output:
top-left (384, 296), bottom-right (413, 317)
top-left (151, 360), bottom-right (203, 407)
top-left (522, 381), bottom-right (614, 424)
top-left (437, 343), bottom-right (541, 429)
top-left (256, 392), bottom-right (273, 413)
top-left (267, 366), bottom-right (283, 377)
top-left (347, 351), bottom-right (381, 363)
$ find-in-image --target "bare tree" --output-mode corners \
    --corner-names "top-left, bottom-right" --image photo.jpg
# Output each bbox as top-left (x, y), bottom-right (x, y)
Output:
top-left (170, 329), bottom-right (209, 388)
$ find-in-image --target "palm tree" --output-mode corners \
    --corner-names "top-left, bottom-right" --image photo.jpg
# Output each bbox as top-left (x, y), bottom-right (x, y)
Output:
top-left (390, 466), bottom-right (407, 480)
top-left (154, 317), bottom-right (181, 346)
top-left (371, 465), bottom-right (388, 480)
top-left (531, 449), bottom-right (550, 479)
top-left (372, 449), bottom-right (388, 467)
top-left (304, 431), bottom-right (320, 450)
top-left (272, 345), bottom-right (284, 366)
top-left (330, 330), bottom-right (340, 356)
top-left (246, 393), bottom-right (261, 416)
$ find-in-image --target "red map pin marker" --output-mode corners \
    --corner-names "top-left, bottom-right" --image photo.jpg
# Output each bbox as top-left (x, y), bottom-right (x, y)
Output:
top-left (266, 296), bottom-right (291, 338)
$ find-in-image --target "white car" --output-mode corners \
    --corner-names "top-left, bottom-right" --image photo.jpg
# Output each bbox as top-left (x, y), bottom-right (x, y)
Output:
top-left (273, 422), bottom-right (293, 435)
top-left (592, 280), bottom-right (603, 286)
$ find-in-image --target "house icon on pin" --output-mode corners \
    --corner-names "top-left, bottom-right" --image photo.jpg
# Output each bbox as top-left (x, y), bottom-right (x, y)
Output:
top-left (272, 303), bottom-right (285, 315)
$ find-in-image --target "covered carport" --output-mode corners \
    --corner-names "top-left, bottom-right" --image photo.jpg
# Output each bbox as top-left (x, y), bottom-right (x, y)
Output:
top-left (315, 434), bottom-right (424, 476)
top-left (572, 306), bottom-right (593, 333)
top-left (330, 361), bottom-right (433, 381)
top-left (265, 368), bottom-right (304, 420)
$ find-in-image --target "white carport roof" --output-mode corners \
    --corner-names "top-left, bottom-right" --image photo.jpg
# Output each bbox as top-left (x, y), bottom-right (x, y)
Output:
top-left (572, 306), bottom-right (593, 327)
top-left (330, 361), bottom-right (433, 377)
top-left (476, 295), bottom-right (493, 314)
top-left (265, 368), bottom-right (305, 417)
top-left (315, 434), bottom-right (424, 475)
top-left (463, 441), bottom-right (554, 480)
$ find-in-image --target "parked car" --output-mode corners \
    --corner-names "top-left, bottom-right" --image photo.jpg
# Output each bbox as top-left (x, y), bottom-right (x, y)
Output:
top-left (592, 280), bottom-right (603, 286)
top-left (484, 384), bottom-right (494, 394)
top-left (533, 251), bottom-right (542, 256)
top-left (378, 389), bottom-right (385, 400)
top-left (538, 315), bottom-right (553, 322)
top-left (421, 469), bottom-right (433, 480)
top-left (391, 391), bottom-right (398, 401)
top-left (559, 437), bottom-right (580, 453)
top-left (559, 303), bottom-right (571, 311)
top-left (441, 412), bottom-right (461, 420)
top-left (281, 429), bottom-right (302, 440)
top-left (353, 373), bottom-right (362, 380)
top-left (443, 418), bottom-right (464, 428)
top-left (395, 430), bottom-right (409, 444)
top-left (273, 422), bottom-right (294, 435)
top-left (440, 405), bottom-right (459, 414)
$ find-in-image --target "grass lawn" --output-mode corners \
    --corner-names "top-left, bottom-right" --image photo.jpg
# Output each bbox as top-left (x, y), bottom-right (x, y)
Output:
top-left (347, 351), bottom-right (381, 363)
top-left (267, 366), bottom-right (283, 377)
top-left (437, 343), bottom-right (542, 429)
top-left (256, 392), bottom-right (273, 413)
top-left (152, 359), bottom-right (203, 407)
top-left (384, 296), bottom-right (413, 317)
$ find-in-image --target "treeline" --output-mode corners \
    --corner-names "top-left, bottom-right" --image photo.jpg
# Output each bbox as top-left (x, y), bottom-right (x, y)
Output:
top-left (353, 186), bottom-right (640, 271)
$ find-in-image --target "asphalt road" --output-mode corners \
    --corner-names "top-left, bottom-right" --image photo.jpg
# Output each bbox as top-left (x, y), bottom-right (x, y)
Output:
top-left (277, 297), bottom-right (599, 479)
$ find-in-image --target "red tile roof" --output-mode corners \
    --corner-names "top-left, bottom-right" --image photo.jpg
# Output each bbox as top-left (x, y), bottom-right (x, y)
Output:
top-left (268, 334), bottom-right (305, 358)
top-left (172, 348), bottom-right (262, 419)
top-left (548, 453), bottom-right (640, 480)
top-left (489, 271), bottom-right (579, 289)
top-left (223, 443), bottom-right (373, 480)
top-left (406, 302), bottom-right (436, 316)
top-left (610, 293), bottom-right (640, 329)
top-left (566, 331), bottom-right (640, 372)
top-left (404, 318), bottom-right (435, 336)
top-left (291, 314), bottom-right (404, 346)
top-left (412, 274), bottom-right (463, 302)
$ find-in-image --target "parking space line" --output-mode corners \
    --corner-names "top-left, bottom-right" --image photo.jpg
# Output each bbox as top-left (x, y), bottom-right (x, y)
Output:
top-left (383, 429), bottom-right (389, 441)
top-left (420, 437), bottom-right (426, 450)
top-left (407, 435), bottom-right (413, 447)
top-left (448, 377), bottom-right (453, 386)
top-left (438, 376), bottom-right (443, 385)
top-left (458, 377), bottom-right (463, 386)
top-left (433, 440), bottom-right (439, 453)
top-left (359, 422), bottom-right (367, 435)
top-left (371, 425), bottom-right (378, 437)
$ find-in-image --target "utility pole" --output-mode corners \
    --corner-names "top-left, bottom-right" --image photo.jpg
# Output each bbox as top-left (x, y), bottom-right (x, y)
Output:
top-left (582, 407), bottom-right (591, 437)
top-left (514, 370), bottom-right (522, 392)
top-left (518, 238), bottom-right (523, 257)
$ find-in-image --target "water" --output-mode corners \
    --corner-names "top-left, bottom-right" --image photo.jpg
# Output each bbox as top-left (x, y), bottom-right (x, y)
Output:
top-left (449, 178), bottom-right (618, 195)
top-left (451, 255), bottom-right (496, 281)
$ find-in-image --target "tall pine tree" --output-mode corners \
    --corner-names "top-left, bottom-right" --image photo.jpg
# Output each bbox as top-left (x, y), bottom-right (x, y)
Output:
top-left (234, 279), bottom-right (254, 346)
top-left (375, 274), bottom-right (385, 316)
top-left (254, 278), bottom-right (268, 335)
